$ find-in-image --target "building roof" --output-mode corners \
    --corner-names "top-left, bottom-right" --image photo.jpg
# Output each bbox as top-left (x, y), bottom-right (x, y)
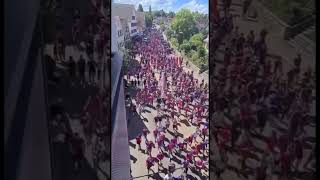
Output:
top-left (113, 3), bottom-right (136, 21)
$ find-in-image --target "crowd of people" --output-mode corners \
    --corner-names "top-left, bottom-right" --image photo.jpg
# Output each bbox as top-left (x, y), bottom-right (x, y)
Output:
top-left (125, 29), bottom-right (209, 179)
top-left (210, 2), bottom-right (315, 180)
top-left (44, 0), bottom-right (110, 179)
top-left (47, 0), bottom-right (109, 85)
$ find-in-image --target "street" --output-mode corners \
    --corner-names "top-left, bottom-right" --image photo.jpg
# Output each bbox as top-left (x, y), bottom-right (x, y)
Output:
top-left (125, 30), bottom-right (209, 179)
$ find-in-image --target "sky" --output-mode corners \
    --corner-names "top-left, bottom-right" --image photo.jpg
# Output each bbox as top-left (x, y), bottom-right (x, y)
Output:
top-left (113, 0), bottom-right (208, 14)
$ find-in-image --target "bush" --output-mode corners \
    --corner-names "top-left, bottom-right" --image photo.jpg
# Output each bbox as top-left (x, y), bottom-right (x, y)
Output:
top-left (197, 46), bottom-right (206, 58)
top-left (180, 40), bottom-right (191, 54)
top-left (170, 37), bottom-right (179, 48)
top-left (166, 28), bottom-right (174, 39)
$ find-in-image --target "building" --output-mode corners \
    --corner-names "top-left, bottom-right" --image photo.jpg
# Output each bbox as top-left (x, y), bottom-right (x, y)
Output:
top-left (204, 35), bottom-right (209, 49)
top-left (136, 11), bottom-right (146, 33)
top-left (111, 2), bottom-right (131, 179)
top-left (120, 18), bottom-right (131, 42)
top-left (113, 3), bottom-right (138, 37)
top-left (114, 16), bottom-right (125, 53)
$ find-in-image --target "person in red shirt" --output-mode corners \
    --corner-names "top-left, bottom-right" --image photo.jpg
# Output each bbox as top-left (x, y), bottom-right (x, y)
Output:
top-left (186, 151), bottom-right (193, 163)
top-left (146, 156), bottom-right (154, 178)
top-left (178, 141), bottom-right (185, 153)
top-left (167, 142), bottom-right (174, 162)
top-left (146, 140), bottom-right (154, 156)
top-left (202, 127), bottom-right (208, 140)
top-left (172, 118), bottom-right (178, 132)
top-left (187, 135), bottom-right (193, 147)
top-left (143, 128), bottom-right (149, 141)
top-left (153, 129), bottom-right (159, 143)
top-left (136, 134), bottom-right (142, 151)
top-left (195, 159), bottom-right (204, 172)
top-left (156, 150), bottom-right (164, 171)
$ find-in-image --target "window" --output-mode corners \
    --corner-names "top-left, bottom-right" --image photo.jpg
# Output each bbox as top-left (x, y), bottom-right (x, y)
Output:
top-left (118, 30), bottom-right (123, 37)
top-left (131, 23), bottom-right (136, 27)
top-left (132, 16), bottom-right (135, 20)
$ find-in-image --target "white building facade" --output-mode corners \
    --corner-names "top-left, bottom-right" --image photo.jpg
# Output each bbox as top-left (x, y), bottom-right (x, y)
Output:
top-left (113, 3), bottom-right (138, 37)
top-left (136, 11), bottom-right (146, 33)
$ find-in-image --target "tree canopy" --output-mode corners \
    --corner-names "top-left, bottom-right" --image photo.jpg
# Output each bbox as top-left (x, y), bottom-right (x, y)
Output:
top-left (190, 33), bottom-right (204, 49)
top-left (137, 4), bottom-right (144, 12)
top-left (171, 8), bottom-right (198, 44)
top-left (145, 13), bottom-right (153, 28)
top-left (168, 11), bottom-right (175, 18)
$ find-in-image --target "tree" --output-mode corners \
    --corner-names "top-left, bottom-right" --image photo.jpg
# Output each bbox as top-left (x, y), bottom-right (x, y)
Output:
top-left (168, 11), bottom-right (175, 18)
top-left (160, 20), bottom-right (165, 31)
top-left (145, 13), bottom-right (153, 28)
top-left (170, 37), bottom-right (178, 48)
top-left (166, 28), bottom-right (174, 39)
top-left (160, 9), bottom-right (166, 17)
top-left (197, 45), bottom-right (206, 58)
top-left (138, 4), bottom-right (144, 12)
top-left (190, 33), bottom-right (204, 49)
top-left (180, 40), bottom-right (192, 54)
top-left (153, 10), bottom-right (161, 17)
top-left (171, 9), bottom-right (198, 44)
top-left (149, 5), bottom-right (151, 13)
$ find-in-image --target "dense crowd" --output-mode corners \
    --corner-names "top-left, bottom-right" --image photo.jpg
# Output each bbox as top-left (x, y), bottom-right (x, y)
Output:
top-left (125, 30), bottom-right (209, 179)
top-left (210, 3), bottom-right (315, 180)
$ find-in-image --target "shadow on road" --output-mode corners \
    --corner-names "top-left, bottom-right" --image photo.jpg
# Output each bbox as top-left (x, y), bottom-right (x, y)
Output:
top-left (130, 154), bottom-right (138, 164)
top-left (126, 107), bottom-right (149, 140)
top-left (179, 119), bottom-right (191, 127)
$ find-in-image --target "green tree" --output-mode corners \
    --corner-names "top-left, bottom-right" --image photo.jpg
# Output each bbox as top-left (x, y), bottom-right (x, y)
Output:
top-left (138, 4), bottom-right (144, 12)
top-left (191, 51), bottom-right (199, 64)
top-left (197, 45), bottom-right (206, 58)
top-left (145, 13), bottom-right (153, 28)
top-left (160, 20), bottom-right (165, 31)
top-left (171, 8), bottom-right (197, 44)
top-left (149, 5), bottom-right (151, 13)
top-left (160, 9), bottom-right (166, 17)
top-left (190, 33), bottom-right (204, 49)
top-left (180, 40), bottom-right (192, 54)
top-left (168, 11), bottom-right (175, 18)
top-left (166, 28), bottom-right (174, 39)
top-left (153, 10), bottom-right (161, 17)
top-left (170, 37), bottom-right (179, 48)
